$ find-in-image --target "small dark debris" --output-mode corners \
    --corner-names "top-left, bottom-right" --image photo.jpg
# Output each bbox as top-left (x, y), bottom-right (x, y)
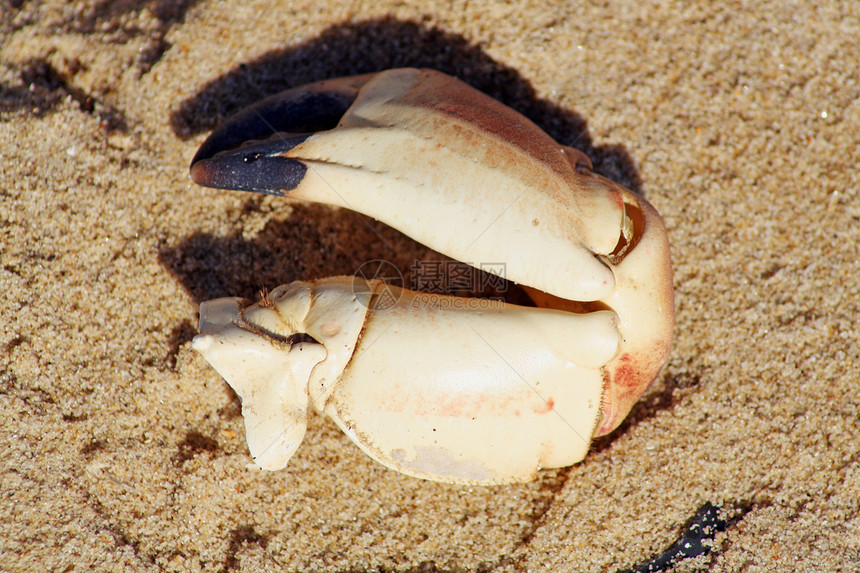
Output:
top-left (672, 371), bottom-right (702, 389)
top-left (3, 334), bottom-right (28, 354)
top-left (81, 439), bottom-right (107, 457)
top-left (136, 36), bottom-right (171, 75)
top-left (760, 263), bottom-right (783, 280)
top-left (5, 59), bottom-right (128, 131)
top-left (175, 430), bottom-right (219, 465)
top-left (62, 412), bottom-right (89, 422)
top-left (621, 502), bottom-right (728, 573)
top-left (221, 525), bottom-right (269, 572)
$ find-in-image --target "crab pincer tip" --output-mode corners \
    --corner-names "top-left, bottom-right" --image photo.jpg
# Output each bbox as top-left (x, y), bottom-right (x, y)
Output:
top-left (189, 135), bottom-right (312, 196)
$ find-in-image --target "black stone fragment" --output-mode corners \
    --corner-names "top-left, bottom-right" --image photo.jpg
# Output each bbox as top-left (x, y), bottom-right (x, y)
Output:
top-left (621, 502), bottom-right (726, 573)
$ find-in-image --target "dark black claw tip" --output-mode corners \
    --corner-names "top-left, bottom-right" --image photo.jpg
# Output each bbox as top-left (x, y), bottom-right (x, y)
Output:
top-left (190, 135), bottom-right (310, 195)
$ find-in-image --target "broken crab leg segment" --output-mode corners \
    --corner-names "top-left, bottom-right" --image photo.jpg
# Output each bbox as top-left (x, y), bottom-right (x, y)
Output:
top-left (193, 298), bottom-right (327, 470)
top-left (325, 286), bottom-right (614, 483)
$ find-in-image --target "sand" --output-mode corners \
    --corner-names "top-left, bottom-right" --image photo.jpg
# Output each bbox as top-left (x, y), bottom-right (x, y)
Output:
top-left (1, 1), bottom-right (858, 571)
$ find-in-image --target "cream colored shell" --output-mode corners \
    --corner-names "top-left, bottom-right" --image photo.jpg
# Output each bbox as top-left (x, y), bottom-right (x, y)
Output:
top-left (189, 69), bottom-right (674, 484)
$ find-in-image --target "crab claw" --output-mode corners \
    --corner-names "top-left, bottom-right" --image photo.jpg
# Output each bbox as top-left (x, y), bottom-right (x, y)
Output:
top-left (190, 68), bottom-right (674, 451)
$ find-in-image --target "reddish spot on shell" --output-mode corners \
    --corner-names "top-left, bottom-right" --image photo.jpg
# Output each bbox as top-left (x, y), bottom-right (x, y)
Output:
top-left (533, 397), bottom-right (555, 414)
top-left (612, 353), bottom-right (639, 388)
top-left (597, 353), bottom-right (646, 435)
top-left (597, 343), bottom-right (670, 436)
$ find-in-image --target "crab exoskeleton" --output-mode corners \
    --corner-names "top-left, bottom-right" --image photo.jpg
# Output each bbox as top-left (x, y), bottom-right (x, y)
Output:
top-left (188, 68), bottom-right (674, 484)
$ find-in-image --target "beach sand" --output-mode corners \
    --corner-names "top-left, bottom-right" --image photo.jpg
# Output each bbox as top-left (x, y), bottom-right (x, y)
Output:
top-left (1, 1), bottom-right (858, 571)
